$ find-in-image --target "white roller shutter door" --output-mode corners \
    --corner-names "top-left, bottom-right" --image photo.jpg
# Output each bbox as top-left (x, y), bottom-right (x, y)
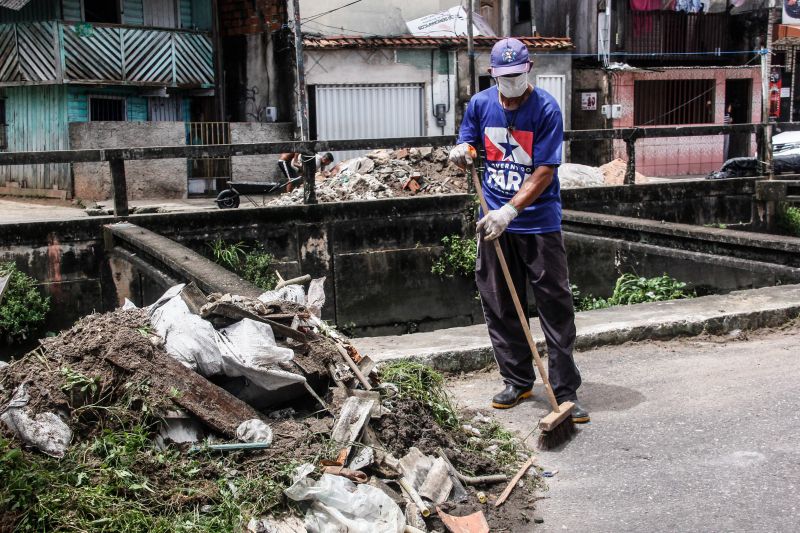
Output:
top-left (315, 84), bottom-right (425, 162)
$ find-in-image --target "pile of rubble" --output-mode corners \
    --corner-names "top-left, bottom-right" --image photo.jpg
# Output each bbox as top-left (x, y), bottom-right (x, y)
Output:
top-left (0, 277), bottom-right (541, 532)
top-left (559, 159), bottom-right (649, 189)
top-left (269, 147), bottom-right (468, 206)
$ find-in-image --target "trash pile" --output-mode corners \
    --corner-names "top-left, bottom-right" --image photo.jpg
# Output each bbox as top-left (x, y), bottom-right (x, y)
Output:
top-left (0, 278), bottom-right (542, 532)
top-left (269, 147), bottom-right (468, 205)
top-left (560, 159), bottom-right (649, 188)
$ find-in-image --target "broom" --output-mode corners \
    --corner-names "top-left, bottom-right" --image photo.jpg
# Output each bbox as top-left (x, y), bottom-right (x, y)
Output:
top-left (468, 161), bottom-right (576, 449)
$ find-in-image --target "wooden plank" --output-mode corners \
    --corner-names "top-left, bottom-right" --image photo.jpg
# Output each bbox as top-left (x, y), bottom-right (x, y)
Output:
top-left (105, 348), bottom-right (263, 437)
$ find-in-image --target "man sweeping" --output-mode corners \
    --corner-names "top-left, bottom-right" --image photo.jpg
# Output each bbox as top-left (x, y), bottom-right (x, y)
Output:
top-left (449, 38), bottom-right (589, 424)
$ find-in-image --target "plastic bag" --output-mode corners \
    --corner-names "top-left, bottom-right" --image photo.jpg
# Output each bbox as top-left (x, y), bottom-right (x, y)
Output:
top-left (285, 473), bottom-right (404, 533)
top-left (0, 383), bottom-right (72, 458)
top-left (306, 277), bottom-right (326, 317)
top-left (150, 291), bottom-right (224, 375)
top-left (218, 319), bottom-right (294, 364)
top-left (258, 284), bottom-right (306, 305)
top-left (236, 419), bottom-right (273, 445)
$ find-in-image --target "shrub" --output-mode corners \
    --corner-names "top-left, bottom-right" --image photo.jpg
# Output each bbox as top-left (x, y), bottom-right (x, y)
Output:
top-left (573, 273), bottom-right (694, 312)
top-left (0, 262), bottom-right (50, 343)
top-left (208, 239), bottom-right (278, 291)
top-left (431, 235), bottom-right (478, 278)
top-left (777, 204), bottom-right (800, 237)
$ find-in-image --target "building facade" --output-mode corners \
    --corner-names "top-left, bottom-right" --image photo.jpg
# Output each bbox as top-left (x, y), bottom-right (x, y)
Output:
top-left (0, 0), bottom-right (218, 199)
top-left (296, 0), bottom-right (573, 159)
top-left (570, 0), bottom-right (766, 177)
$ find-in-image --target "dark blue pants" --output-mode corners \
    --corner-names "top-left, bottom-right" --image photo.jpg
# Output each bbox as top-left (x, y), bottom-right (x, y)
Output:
top-left (476, 231), bottom-right (582, 402)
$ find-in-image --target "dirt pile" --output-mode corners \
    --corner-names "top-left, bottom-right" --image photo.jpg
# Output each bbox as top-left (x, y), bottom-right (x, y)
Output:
top-left (0, 283), bottom-right (541, 532)
top-left (269, 146), bottom-right (468, 205)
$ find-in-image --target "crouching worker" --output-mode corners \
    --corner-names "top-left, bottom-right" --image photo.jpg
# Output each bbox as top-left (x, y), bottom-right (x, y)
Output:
top-left (278, 152), bottom-right (334, 191)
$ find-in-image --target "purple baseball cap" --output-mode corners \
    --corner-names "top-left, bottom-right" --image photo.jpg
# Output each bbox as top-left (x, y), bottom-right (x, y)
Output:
top-left (490, 38), bottom-right (531, 77)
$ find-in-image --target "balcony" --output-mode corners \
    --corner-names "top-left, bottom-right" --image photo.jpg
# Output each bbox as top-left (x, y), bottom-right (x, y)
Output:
top-left (623, 11), bottom-right (730, 57)
top-left (0, 21), bottom-right (214, 87)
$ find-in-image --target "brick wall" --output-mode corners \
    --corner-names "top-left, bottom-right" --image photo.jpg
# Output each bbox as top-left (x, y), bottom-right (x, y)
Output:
top-left (219, 0), bottom-right (287, 36)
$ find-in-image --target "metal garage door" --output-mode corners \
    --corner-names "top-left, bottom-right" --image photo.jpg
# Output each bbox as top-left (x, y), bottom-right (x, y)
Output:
top-left (536, 74), bottom-right (567, 155)
top-left (315, 84), bottom-right (425, 162)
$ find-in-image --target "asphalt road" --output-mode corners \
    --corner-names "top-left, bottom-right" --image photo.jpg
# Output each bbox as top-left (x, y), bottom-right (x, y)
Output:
top-left (448, 324), bottom-right (800, 533)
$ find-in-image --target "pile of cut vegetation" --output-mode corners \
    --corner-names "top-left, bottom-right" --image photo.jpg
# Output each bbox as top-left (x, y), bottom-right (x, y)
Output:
top-left (0, 286), bottom-right (542, 532)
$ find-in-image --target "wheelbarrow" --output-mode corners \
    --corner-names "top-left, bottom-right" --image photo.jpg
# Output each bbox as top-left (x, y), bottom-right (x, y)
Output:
top-left (214, 175), bottom-right (304, 209)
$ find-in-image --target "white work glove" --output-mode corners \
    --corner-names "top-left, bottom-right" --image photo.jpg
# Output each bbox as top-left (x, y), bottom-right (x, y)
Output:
top-left (449, 143), bottom-right (475, 169)
top-left (477, 204), bottom-right (518, 241)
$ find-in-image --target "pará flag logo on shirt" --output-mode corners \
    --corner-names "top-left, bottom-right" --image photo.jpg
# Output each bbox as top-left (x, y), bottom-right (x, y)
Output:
top-left (484, 127), bottom-right (533, 166)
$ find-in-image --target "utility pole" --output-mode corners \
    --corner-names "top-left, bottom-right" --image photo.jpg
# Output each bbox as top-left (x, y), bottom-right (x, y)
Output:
top-left (290, 0), bottom-right (316, 204)
top-left (529, 0), bottom-right (536, 35)
top-left (760, 0), bottom-right (776, 180)
top-left (467, 0), bottom-right (476, 96)
top-left (291, 0), bottom-right (309, 141)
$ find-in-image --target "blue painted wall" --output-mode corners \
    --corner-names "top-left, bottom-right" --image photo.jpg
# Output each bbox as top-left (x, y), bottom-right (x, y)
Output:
top-left (67, 86), bottom-right (148, 122)
top-left (0, 85), bottom-right (70, 190)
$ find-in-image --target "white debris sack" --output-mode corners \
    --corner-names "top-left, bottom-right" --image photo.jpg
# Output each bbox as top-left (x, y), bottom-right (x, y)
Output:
top-left (258, 284), bottom-right (306, 305)
top-left (285, 472), bottom-right (405, 533)
top-left (122, 298), bottom-right (138, 310)
top-left (149, 286), bottom-right (224, 376)
top-left (306, 277), bottom-right (326, 317)
top-left (558, 163), bottom-right (605, 189)
top-left (219, 318), bottom-right (294, 364)
top-left (0, 383), bottom-right (72, 458)
top-left (236, 419), bottom-right (273, 445)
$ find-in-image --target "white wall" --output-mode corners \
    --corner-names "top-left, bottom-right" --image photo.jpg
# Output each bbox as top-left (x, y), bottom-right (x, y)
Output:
top-left (299, 0), bottom-right (465, 36)
top-left (305, 48), bottom-right (458, 137)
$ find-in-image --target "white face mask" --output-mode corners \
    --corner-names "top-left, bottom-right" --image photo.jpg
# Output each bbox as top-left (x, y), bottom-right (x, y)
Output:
top-left (496, 73), bottom-right (529, 98)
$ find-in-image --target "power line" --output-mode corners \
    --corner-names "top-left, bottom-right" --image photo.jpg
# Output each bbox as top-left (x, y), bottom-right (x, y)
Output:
top-left (301, 19), bottom-right (379, 36)
top-left (301, 0), bottom-right (364, 23)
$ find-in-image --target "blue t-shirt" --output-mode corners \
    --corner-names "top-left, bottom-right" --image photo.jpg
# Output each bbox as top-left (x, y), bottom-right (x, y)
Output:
top-left (457, 85), bottom-right (563, 234)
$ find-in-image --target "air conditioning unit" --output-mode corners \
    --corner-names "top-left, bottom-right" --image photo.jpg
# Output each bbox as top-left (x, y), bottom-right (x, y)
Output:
top-left (264, 107), bottom-right (277, 123)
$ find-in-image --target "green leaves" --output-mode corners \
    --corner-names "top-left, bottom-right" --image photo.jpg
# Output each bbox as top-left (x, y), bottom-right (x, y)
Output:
top-left (208, 238), bottom-right (278, 291)
top-left (778, 204), bottom-right (800, 237)
top-left (573, 273), bottom-right (695, 312)
top-left (432, 235), bottom-right (478, 278)
top-left (0, 262), bottom-right (50, 344)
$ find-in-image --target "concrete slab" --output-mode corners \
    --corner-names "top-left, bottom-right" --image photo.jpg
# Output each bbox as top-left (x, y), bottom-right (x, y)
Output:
top-left (448, 325), bottom-right (800, 532)
top-left (352, 284), bottom-right (800, 372)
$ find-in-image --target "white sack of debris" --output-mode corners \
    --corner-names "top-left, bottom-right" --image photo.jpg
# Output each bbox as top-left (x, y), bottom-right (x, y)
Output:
top-left (149, 286), bottom-right (304, 399)
top-left (150, 288), bottom-right (224, 375)
top-left (0, 382), bottom-right (73, 458)
top-left (558, 163), bottom-right (605, 189)
top-left (285, 471), bottom-right (405, 533)
top-left (258, 284), bottom-right (306, 305)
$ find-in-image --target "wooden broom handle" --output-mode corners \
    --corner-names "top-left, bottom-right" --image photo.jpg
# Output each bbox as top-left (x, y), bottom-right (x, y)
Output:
top-left (470, 164), bottom-right (561, 413)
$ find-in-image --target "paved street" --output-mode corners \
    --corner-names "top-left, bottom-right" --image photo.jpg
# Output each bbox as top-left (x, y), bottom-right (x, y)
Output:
top-left (449, 324), bottom-right (800, 532)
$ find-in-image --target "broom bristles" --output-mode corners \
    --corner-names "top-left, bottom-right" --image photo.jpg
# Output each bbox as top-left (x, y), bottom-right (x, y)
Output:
top-left (536, 417), bottom-right (576, 450)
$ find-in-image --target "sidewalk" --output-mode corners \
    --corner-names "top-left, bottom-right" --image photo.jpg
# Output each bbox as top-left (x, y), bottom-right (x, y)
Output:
top-left (0, 197), bottom-right (218, 224)
top-left (352, 284), bottom-right (800, 372)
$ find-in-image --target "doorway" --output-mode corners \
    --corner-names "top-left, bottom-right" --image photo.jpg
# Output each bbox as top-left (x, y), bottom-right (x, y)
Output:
top-left (724, 79), bottom-right (752, 160)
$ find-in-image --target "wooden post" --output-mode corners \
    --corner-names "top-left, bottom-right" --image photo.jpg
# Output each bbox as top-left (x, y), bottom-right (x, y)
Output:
top-left (302, 153), bottom-right (317, 205)
top-left (109, 158), bottom-right (129, 217)
top-left (624, 137), bottom-right (636, 185)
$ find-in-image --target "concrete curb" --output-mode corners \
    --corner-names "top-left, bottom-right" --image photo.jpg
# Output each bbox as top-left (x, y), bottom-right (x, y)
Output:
top-left (352, 284), bottom-right (800, 373)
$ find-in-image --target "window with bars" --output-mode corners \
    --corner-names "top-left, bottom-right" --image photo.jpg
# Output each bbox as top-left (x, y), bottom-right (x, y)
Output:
top-left (634, 79), bottom-right (715, 126)
top-left (89, 96), bottom-right (126, 121)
